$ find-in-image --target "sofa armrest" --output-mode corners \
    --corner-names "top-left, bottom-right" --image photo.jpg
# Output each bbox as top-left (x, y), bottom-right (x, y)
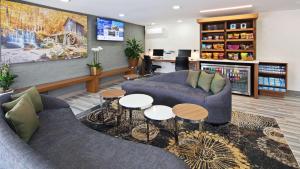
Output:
top-left (206, 79), bottom-right (232, 107)
top-left (40, 94), bottom-right (70, 110)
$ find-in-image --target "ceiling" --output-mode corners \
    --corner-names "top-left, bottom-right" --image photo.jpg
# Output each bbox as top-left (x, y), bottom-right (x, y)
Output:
top-left (24, 0), bottom-right (300, 25)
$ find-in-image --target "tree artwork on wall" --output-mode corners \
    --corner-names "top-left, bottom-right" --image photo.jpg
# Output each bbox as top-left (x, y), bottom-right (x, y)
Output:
top-left (0, 0), bottom-right (88, 64)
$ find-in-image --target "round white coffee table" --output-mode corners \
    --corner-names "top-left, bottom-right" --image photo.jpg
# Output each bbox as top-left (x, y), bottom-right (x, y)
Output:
top-left (144, 105), bottom-right (175, 143)
top-left (119, 94), bottom-right (153, 126)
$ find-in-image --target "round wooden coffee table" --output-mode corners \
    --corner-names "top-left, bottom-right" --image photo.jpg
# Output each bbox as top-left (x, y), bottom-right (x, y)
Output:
top-left (99, 89), bottom-right (126, 124)
top-left (172, 103), bottom-right (208, 144)
top-left (123, 74), bottom-right (139, 80)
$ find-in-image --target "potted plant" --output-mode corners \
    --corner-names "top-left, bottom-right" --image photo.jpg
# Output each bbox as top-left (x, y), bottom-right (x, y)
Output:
top-left (0, 64), bottom-right (17, 93)
top-left (87, 46), bottom-right (103, 76)
top-left (124, 38), bottom-right (144, 68)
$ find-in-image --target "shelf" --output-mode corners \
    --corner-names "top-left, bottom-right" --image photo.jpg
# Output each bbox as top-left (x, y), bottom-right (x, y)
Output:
top-left (226, 50), bottom-right (254, 52)
top-left (198, 58), bottom-right (259, 64)
top-left (259, 89), bottom-right (286, 97)
top-left (259, 84), bottom-right (286, 89)
top-left (226, 28), bottom-right (254, 32)
top-left (202, 40), bottom-right (225, 43)
top-left (202, 30), bottom-right (225, 33)
top-left (259, 72), bottom-right (286, 77)
top-left (227, 39), bottom-right (254, 42)
top-left (201, 49), bottom-right (224, 52)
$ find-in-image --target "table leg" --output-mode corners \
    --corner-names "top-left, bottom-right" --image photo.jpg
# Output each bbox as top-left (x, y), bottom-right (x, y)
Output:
top-left (117, 99), bottom-right (120, 126)
top-left (174, 118), bottom-right (178, 145)
top-left (129, 109), bottom-right (133, 125)
top-left (146, 119), bottom-right (150, 143)
top-left (199, 120), bottom-right (203, 131)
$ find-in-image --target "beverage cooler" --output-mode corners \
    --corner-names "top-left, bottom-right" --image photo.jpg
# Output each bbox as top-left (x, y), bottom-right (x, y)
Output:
top-left (201, 63), bottom-right (251, 96)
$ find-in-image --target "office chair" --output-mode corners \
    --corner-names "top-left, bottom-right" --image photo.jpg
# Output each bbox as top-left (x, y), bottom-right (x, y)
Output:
top-left (175, 57), bottom-right (189, 71)
top-left (144, 55), bottom-right (162, 74)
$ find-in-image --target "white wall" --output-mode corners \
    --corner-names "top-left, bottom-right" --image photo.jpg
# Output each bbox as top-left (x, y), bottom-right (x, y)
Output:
top-left (256, 10), bottom-right (300, 91)
top-left (145, 18), bottom-right (200, 58)
top-left (145, 10), bottom-right (300, 91)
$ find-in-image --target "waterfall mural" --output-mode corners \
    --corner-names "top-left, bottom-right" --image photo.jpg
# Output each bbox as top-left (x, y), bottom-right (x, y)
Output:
top-left (0, 0), bottom-right (88, 64)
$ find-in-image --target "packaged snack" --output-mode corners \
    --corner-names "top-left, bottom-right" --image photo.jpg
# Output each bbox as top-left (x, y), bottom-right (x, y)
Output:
top-left (218, 53), bottom-right (224, 59)
top-left (213, 53), bottom-right (219, 59)
top-left (240, 33), bottom-right (247, 39)
top-left (241, 53), bottom-right (248, 61)
top-left (234, 33), bottom-right (240, 39)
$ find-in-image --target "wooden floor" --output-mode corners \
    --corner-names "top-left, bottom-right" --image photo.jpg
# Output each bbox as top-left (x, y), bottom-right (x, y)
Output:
top-left (59, 89), bottom-right (300, 165)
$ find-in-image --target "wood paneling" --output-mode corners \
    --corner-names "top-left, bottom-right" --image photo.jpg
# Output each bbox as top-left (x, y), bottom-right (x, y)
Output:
top-left (197, 13), bottom-right (258, 23)
top-left (21, 67), bottom-right (131, 93)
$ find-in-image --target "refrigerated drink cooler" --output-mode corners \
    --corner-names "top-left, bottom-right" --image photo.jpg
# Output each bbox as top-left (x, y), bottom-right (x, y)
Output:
top-left (201, 63), bottom-right (252, 96)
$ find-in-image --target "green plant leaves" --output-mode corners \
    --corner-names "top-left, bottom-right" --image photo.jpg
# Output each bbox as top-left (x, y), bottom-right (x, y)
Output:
top-left (125, 38), bottom-right (144, 59)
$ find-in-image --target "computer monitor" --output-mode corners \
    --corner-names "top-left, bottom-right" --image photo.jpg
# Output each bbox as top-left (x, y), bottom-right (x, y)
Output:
top-left (178, 49), bottom-right (192, 57)
top-left (153, 49), bottom-right (164, 56)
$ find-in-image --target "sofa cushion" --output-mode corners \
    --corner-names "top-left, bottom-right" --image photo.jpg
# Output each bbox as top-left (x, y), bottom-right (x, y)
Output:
top-left (197, 71), bottom-right (214, 92)
top-left (3, 93), bottom-right (31, 112)
top-left (5, 96), bottom-right (39, 142)
top-left (11, 87), bottom-right (43, 113)
top-left (211, 73), bottom-right (226, 94)
top-left (29, 108), bottom-right (187, 169)
top-left (0, 93), bottom-right (12, 118)
top-left (186, 70), bottom-right (200, 88)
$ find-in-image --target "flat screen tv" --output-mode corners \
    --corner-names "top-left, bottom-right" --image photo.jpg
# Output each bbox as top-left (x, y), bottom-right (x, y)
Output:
top-left (97, 18), bottom-right (124, 41)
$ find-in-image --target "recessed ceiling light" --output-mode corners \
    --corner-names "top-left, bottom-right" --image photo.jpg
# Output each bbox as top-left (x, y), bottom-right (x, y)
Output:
top-left (119, 13), bottom-right (125, 17)
top-left (150, 22), bottom-right (156, 26)
top-left (60, 0), bottom-right (71, 2)
top-left (177, 20), bottom-right (183, 23)
top-left (200, 5), bottom-right (253, 13)
top-left (173, 5), bottom-right (181, 10)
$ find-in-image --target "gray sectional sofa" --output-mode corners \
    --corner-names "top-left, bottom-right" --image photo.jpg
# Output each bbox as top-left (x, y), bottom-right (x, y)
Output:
top-left (122, 70), bottom-right (232, 124)
top-left (0, 94), bottom-right (187, 169)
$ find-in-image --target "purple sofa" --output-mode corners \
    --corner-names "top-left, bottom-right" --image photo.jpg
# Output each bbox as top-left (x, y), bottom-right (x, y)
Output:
top-left (121, 71), bottom-right (232, 124)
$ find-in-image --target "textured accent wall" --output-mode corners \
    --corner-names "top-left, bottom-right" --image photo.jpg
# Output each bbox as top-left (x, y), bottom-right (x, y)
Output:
top-left (5, 14), bottom-right (144, 89)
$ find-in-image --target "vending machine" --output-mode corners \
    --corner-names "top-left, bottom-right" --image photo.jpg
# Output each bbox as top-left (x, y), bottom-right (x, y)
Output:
top-left (201, 63), bottom-right (252, 96)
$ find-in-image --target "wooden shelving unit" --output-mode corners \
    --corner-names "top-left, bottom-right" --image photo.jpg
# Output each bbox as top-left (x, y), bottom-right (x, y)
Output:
top-left (198, 13), bottom-right (258, 61)
top-left (197, 14), bottom-right (260, 98)
top-left (258, 62), bottom-right (288, 97)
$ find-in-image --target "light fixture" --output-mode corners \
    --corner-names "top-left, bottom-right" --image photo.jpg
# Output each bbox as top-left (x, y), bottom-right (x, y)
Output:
top-left (200, 5), bottom-right (253, 13)
top-left (172, 5), bottom-right (181, 10)
top-left (60, 0), bottom-right (71, 2)
top-left (119, 13), bottom-right (125, 17)
top-left (150, 22), bottom-right (156, 26)
top-left (177, 20), bottom-right (183, 23)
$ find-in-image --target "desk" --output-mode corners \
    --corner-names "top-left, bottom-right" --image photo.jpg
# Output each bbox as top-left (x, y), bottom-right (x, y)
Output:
top-left (151, 57), bottom-right (200, 73)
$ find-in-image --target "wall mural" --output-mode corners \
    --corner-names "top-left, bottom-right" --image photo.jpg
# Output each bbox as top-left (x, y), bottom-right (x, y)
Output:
top-left (0, 0), bottom-right (88, 64)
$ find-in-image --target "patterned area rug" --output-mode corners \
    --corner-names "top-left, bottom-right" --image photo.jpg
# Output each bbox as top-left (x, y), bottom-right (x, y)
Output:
top-left (80, 107), bottom-right (299, 169)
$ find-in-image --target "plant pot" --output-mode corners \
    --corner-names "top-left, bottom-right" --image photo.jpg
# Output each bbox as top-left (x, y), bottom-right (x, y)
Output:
top-left (90, 67), bottom-right (102, 76)
top-left (128, 58), bottom-right (139, 68)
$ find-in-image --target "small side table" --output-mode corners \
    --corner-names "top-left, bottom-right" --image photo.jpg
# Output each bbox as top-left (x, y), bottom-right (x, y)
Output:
top-left (99, 89), bottom-right (126, 125)
top-left (144, 105), bottom-right (175, 143)
top-left (172, 104), bottom-right (208, 144)
top-left (119, 94), bottom-right (153, 129)
top-left (123, 74), bottom-right (139, 80)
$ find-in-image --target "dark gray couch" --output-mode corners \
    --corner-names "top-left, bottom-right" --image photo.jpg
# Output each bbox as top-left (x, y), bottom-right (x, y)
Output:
top-left (0, 94), bottom-right (187, 169)
top-left (122, 71), bottom-right (232, 124)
